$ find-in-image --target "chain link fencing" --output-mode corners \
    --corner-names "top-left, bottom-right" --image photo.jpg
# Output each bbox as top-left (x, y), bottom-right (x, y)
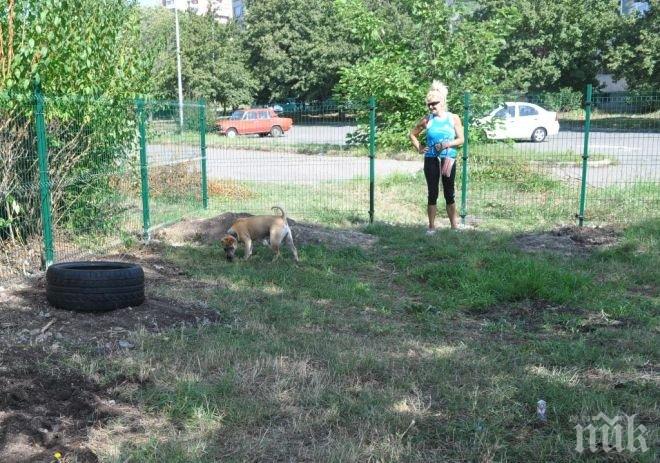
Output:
top-left (1, 93), bottom-right (374, 281)
top-left (1, 87), bottom-right (658, 282)
top-left (462, 87), bottom-right (659, 227)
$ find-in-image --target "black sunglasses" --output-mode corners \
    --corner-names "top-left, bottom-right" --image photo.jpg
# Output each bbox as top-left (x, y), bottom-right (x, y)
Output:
top-left (427, 101), bottom-right (441, 108)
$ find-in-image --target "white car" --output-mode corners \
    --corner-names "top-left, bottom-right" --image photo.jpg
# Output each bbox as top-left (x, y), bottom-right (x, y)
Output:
top-left (479, 102), bottom-right (560, 142)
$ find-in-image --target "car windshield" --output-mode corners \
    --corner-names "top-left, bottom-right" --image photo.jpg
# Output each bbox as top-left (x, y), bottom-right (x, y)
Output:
top-left (229, 110), bottom-right (245, 120)
top-left (493, 105), bottom-right (515, 119)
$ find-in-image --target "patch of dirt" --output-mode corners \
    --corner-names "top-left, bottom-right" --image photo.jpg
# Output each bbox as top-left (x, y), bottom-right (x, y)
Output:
top-left (513, 225), bottom-right (621, 256)
top-left (153, 212), bottom-right (378, 250)
top-left (0, 244), bottom-right (223, 460)
top-left (0, 347), bottom-right (112, 463)
top-left (0, 246), bottom-right (222, 351)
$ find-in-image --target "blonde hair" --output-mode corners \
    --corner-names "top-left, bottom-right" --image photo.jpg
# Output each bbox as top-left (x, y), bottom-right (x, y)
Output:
top-left (425, 80), bottom-right (448, 110)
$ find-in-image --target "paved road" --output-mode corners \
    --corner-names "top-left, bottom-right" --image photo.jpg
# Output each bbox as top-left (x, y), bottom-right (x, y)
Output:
top-left (280, 124), bottom-right (356, 144)
top-left (149, 123), bottom-right (422, 183)
top-left (148, 144), bottom-right (420, 184)
top-left (148, 126), bottom-right (658, 186)
top-left (514, 131), bottom-right (659, 186)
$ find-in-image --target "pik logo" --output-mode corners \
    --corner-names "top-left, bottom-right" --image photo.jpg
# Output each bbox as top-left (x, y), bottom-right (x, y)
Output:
top-left (575, 413), bottom-right (648, 454)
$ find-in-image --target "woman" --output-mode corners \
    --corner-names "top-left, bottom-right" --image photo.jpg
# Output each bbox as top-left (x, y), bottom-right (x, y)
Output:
top-left (409, 81), bottom-right (464, 233)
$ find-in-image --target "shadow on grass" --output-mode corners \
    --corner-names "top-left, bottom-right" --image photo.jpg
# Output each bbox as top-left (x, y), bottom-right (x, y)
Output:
top-left (100, 217), bottom-right (659, 461)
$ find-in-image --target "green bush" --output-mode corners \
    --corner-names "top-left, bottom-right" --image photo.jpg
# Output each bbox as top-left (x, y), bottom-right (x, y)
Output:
top-left (183, 103), bottom-right (217, 133)
top-left (538, 88), bottom-right (583, 112)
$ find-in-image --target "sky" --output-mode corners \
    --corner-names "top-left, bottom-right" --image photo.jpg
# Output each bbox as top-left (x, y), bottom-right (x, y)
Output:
top-left (138, 0), bottom-right (162, 6)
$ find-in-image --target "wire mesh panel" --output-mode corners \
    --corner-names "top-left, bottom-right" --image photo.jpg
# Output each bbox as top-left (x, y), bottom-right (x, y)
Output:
top-left (4, 90), bottom-right (654, 280)
top-left (467, 92), bottom-right (593, 227)
top-left (0, 94), bottom-right (41, 280)
top-left (144, 100), bottom-right (204, 229)
top-left (41, 95), bottom-right (142, 263)
top-left (204, 101), bottom-right (370, 223)
top-left (583, 92), bottom-right (659, 224)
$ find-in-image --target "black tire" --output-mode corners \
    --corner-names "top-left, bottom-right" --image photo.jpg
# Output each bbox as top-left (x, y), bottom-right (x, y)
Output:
top-left (270, 125), bottom-right (283, 137)
top-left (225, 128), bottom-right (238, 137)
top-left (46, 261), bottom-right (145, 312)
top-left (531, 127), bottom-right (547, 142)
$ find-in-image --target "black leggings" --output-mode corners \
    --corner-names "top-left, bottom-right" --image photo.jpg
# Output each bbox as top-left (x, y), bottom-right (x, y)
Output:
top-left (424, 157), bottom-right (456, 206)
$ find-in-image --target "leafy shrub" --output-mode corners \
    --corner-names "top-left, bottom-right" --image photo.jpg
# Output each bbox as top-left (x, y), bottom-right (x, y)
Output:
top-left (1, 0), bottom-right (149, 242)
top-left (538, 88), bottom-right (583, 112)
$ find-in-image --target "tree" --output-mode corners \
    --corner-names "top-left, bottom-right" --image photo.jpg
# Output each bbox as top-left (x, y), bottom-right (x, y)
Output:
top-left (2, 0), bottom-right (148, 97)
top-left (472, 0), bottom-right (621, 92)
top-left (138, 6), bottom-right (177, 98)
top-left (241, 0), bottom-right (360, 102)
top-left (605, 0), bottom-right (659, 90)
top-left (334, 0), bottom-right (518, 147)
top-left (139, 7), bottom-right (256, 108)
top-left (1, 0), bottom-right (150, 241)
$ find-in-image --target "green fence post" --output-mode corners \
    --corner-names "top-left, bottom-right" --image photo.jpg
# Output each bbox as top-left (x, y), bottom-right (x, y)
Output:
top-left (368, 96), bottom-right (376, 224)
top-left (199, 99), bottom-right (208, 209)
top-left (577, 84), bottom-right (592, 227)
top-left (136, 99), bottom-right (150, 240)
top-left (34, 83), bottom-right (54, 267)
top-left (460, 92), bottom-right (470, 225)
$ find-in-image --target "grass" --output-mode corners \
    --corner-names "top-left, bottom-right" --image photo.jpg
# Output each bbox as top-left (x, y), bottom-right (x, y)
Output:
top-left (560, 109), bottom-right (660, 132)
top-left (72, 215), bottom-right (658, 462)
top-left (48, 143), bottom-right (657, 268)
top-left (52, 155), bottom-right (659, 461)
top-left (150, 129), bottom-right (370, 156)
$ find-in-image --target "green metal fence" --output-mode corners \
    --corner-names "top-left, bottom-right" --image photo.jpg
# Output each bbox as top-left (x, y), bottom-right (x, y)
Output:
top-left (460, 87), bottom-right (660, 227)
top-left (1, 93), bottom-right (41, 277)
top-left (0, 92), bottom-right (374, 281)
top-left (198, 100), bottom-right (372, 220)
top-left (1, 87), bottom-right (658, 282)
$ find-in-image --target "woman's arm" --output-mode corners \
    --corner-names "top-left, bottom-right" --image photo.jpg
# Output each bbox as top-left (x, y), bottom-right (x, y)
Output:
top-left (409, 117), bottom-right (428, 154)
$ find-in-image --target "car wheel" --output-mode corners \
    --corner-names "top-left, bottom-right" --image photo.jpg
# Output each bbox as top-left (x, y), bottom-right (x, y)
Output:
top-left (270, 125), bottom-right (284, 137)
top-left (46, 261), bottom-right (145, 312)
top-left (531, 127), bottom-right (547, 142)
top-left (225, 128), bottom-right (238, 138)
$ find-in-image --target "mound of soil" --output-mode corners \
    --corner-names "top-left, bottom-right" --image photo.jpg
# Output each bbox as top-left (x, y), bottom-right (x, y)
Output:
top-left (513, 226), bottom-right (620, 256)
top-left (154, 212), bottom-right (378, 250)
top-left (0, 244), bottom-right (223, 461)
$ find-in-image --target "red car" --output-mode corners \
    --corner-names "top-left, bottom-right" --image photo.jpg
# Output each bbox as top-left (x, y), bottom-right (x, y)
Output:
top-left (217, 108), bottom-right (293, 137)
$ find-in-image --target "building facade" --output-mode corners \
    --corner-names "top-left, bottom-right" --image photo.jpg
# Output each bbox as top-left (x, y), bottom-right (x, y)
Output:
top-left (621, 0), bottom-right (650, 15)
top-left (161, 0), bottom-right (233, 22)
top-left (232, 0), bottom-right (245, 21)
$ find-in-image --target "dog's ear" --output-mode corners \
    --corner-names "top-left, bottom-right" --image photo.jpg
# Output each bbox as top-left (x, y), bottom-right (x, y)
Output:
top-left (221, 235), bottom-right (237, 247)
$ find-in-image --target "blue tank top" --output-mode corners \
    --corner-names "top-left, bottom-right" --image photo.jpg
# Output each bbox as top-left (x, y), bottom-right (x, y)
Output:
top-left (425, 113), bottom-right (457, 159)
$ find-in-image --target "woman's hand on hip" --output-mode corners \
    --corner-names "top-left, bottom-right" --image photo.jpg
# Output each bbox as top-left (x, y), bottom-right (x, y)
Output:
top-left (434, 141), bottom-right (446, 152)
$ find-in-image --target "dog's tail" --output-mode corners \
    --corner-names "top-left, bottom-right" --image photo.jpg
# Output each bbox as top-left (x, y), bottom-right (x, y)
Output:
top-left (271, 206), bottom-right (286, 220)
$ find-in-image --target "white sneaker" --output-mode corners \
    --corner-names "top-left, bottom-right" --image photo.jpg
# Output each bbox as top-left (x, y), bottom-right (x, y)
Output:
top-left (425, 228), bottom-right (437, 236)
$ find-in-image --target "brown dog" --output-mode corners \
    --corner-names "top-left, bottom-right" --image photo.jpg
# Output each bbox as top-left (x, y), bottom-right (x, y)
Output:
top-left (221, 206), bottom-right (299, 262)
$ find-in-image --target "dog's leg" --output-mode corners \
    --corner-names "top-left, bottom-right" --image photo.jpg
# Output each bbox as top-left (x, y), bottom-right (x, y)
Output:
top-left (271, 242), bottom-right (281, 261)
top-left (244, 238), bottom-right (253, 260)
top-left (285, 229), bottom-right (299, 262)
top-left (270, 228), bottom-right (285, 261)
